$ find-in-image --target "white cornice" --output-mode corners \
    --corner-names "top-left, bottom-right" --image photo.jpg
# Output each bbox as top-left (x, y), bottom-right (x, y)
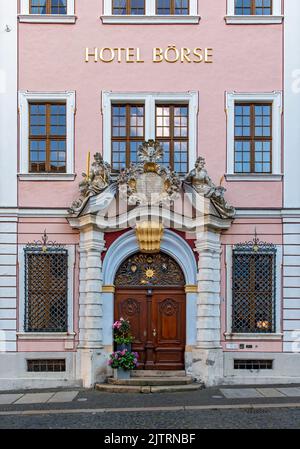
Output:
top-left (18, 173), bottom-right (76, 181)
top-left (18, 14), bottom-right (77, 24)
top-left (101, 15), bottom-right (200, 24)
top-left (225, 15), bottom-right (283, 24)
top-left (225, 174), bottom-right (283, 182)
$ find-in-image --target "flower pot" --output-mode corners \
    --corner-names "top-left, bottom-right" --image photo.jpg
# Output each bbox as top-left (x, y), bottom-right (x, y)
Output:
top-left (114, 368), bottom-right (131, 380)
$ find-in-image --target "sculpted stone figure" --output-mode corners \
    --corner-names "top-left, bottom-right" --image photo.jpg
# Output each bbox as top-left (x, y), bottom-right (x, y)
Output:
top-left (185, 156), bottom-right (235, 219)
top-left (69, 153), bottom-right (111, 214)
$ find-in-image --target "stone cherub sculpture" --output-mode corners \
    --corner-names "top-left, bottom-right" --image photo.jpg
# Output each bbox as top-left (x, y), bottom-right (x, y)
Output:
top-left (69, 153), bottom-right (111, 214)
top-left (185, 156), bottom-right (235, 219)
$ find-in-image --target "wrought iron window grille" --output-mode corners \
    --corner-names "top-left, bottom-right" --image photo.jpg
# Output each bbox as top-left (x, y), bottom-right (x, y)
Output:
top-left (24, 231), bottom-right (68, 333)
top-left (234, 359), bottom-right (273, 370)
top-left (232, 230), bottom-right (276, 334)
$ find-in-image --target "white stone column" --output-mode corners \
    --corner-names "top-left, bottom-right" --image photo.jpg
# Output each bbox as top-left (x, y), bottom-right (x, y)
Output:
top-left (192, 229), bottom-right (224, 386)
top-left (77, 225), bottom-right (106, 387)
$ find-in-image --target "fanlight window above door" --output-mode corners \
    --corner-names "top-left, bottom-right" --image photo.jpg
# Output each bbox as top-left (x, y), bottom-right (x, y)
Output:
top-left (115, 252), bottom-right (185, 287)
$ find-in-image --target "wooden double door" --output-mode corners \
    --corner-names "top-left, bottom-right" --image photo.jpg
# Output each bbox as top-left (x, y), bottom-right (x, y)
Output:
top-left (115, 288), bottom-right (186, 370)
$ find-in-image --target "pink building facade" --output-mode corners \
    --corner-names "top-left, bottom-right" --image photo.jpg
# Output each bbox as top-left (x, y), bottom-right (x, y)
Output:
top-left (1, 0), bottom-right (300, 389)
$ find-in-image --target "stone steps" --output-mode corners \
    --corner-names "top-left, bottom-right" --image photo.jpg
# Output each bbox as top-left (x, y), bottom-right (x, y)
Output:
top-left (108, 376), bottom-right (193, 386)
top-left (95, 383), bottom-right (203, 394)
top-left (131, 370), bottom-right (186, 378)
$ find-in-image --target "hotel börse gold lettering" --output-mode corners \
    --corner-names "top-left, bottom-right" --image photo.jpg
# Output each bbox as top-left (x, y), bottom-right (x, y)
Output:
top-left (85, 47), bottom-right (213, 64)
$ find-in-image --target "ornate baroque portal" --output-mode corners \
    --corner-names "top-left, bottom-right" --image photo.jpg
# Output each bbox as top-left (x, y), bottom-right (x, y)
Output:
top-left (115, 252), bottom-right (186, 370)
top-left (68, 140), bottom-right (235, 385)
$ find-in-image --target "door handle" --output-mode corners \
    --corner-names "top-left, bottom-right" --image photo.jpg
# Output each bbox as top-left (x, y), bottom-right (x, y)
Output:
top-left (153, 328), bottom-right (157, 337)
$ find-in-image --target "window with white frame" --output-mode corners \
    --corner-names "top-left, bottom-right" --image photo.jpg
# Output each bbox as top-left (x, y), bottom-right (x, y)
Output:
top-left (102, 91), bottom-right (198, 173)
top-left (19, 0), bottom-right (76, 23)
top-left (102, 0), bottom-right (199, 23)
top-left (30, 0), bottom-right (67, 14)
top-left (226, 0), bottom-right (283, 23)
top-left (18, 91), bottom-right (76, 180)
top-left (235, 0), bottom-right (272, 15)
top-left (225, 92), bottom-right (282, 180)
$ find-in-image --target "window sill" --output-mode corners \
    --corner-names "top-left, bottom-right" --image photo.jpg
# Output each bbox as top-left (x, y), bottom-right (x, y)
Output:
top-left (18, 173), bottom-right (76, 181)
top-left (224, 333), bottom-right (283, 341)
top-left (225, 174), bottom-right (283, 182)
top-left (18, 14), bottom-right (77, 24)
top-left (225, 15), bottom-right (283, 25)
top-left (101, 15), bottom-right (201, 24)
top-left (17, 332), bottom-right (76, 340)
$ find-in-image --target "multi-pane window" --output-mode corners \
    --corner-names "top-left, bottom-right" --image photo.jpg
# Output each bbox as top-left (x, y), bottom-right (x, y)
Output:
top-left (24, 249), bottom-right (68, 332)
top-left (232, 250), bottom-right (276, 334)
top-left (234, 103), bottom-right (272, 174)
top-left (29, 103), bottom-right (67, 173)
top-left (156, 105), bottom-right (189, 173)
top-left (30, 0), bottom-right (67, 14)
top-left (156, 0), bottom-right (189, 15)
top-left (111, 104), bottom-right (145, 171)
top-left (235, 0), bottom-right (272, 15)
top-left (112, 0), bottom-right (145, 14)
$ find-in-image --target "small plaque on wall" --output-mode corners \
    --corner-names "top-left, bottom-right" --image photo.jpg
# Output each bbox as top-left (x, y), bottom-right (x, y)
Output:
top-left (226, 343), bottom-right (239, 350)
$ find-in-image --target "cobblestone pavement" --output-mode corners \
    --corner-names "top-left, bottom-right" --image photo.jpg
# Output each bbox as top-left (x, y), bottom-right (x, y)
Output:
top-left (1, 408), bottom-right (300, 429)
top-left (1, 385), bottom-right (300, 429)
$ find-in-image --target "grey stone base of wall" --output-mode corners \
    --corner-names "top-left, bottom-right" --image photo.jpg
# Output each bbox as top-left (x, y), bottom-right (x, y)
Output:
top-left (2, 351), bottom-right (300, 391)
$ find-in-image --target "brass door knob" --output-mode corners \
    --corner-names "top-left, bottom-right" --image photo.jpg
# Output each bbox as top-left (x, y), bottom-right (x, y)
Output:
top-left (153, 328), bottom-right (157, 337)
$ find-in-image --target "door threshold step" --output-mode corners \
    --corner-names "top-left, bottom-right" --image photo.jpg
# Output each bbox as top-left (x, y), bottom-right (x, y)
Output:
top-left (108, 376), bottom-right (193, 386)
top-left (131, 370), bottom-right (186, 378)
top-left (95, 383), bottom-right (203, 394)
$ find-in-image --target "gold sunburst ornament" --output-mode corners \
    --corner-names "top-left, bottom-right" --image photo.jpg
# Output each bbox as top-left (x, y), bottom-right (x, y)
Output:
top-left (145, 268), bottom-right (155, 279)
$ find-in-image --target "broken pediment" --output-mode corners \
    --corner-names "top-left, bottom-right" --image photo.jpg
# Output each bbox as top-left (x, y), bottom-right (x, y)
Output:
top-left (68, 141), bottom-right (235, 225)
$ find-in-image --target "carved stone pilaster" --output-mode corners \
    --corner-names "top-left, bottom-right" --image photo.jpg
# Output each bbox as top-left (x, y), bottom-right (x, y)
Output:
top-left (78, 226), bottom-right (104, 349)
top-left (196, 231), bottom-right (222, 349)
top-left (77, 226), bottom-right (106, 387)
top-left (193, 229), bottom-right (224, 386)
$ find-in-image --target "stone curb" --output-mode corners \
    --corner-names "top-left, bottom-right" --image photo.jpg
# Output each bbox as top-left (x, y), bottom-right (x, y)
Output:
top-left (2, 402), bottom-right (300, 416)
top-left (95, 383), bottom-right (203, 394)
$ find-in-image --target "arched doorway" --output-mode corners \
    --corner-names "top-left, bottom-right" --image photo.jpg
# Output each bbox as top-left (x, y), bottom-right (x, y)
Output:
top-left (114, 252), bottom-right (186, 370)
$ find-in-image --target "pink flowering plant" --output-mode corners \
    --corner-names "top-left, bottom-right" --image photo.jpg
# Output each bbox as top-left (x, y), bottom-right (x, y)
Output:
top-left (108, 349), bottom-right (139, 370)
top-left (113, 317), bottom-right (134, 345)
